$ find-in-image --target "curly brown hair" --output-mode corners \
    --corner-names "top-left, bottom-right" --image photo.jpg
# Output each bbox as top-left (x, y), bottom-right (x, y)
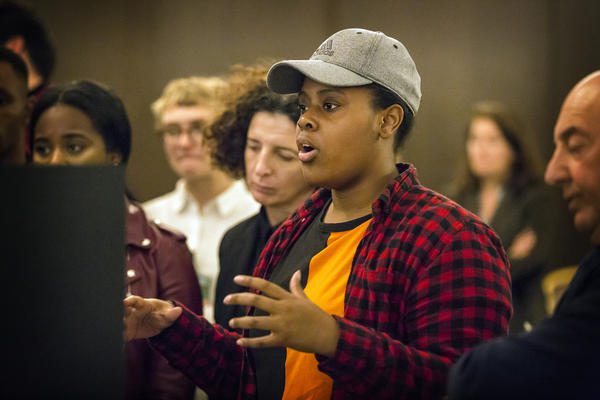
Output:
top-left (208, 78), bottom-right (300, 179)
top-left (220, 59), bottom-right (274, 107)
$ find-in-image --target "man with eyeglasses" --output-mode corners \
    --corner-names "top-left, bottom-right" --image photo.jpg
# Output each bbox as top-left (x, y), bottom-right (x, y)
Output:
top-left (144, 76), bottom-right (259, 325)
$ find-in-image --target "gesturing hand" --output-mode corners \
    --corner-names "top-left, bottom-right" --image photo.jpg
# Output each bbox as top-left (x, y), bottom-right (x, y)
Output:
top-left (123, 296), bottom-right (183, 341)
top-left (508, 227), bottom-right (537, 260)
top-left (224, 270), bottom-right (339, 357)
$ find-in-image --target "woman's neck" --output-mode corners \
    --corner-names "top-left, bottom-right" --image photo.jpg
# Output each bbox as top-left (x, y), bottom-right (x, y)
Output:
top-left (478, 178), bottom-right (505, 223)
top-left (324, 167), bottom-right (397, 224)
top-left (264, 187), bottom-right (317, 227)
top-left (479, 177), bottom-right (504, 192)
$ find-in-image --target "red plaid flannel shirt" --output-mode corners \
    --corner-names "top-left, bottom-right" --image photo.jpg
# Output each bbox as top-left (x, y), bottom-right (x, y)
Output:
top-left (150, 164), bottom-right (512, 400)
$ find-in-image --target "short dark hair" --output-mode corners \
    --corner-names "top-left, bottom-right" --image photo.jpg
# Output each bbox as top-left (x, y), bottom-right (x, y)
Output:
top-left (208, 82), bottom-right (300, 179)
top-left (0, 47), bottom-right (28, 87)
top-left (29, 80), bottom-right (132, 163)
top-left (367, 83), bottom-right (415, 152)
top-left (0, 1), bottom-right (55, 83)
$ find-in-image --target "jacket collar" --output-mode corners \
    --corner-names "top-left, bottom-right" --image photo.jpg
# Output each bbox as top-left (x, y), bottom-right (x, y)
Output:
top-left (171, 179), bottom-right (193, 213)
top-left (125, 199), bottom-right (154, 248)
top-left (374, 163), bottom-right (419, 215)
top-left (172, 179), bottom-right (249, 217)
top-left (283, 163), bottom-right (419, 228)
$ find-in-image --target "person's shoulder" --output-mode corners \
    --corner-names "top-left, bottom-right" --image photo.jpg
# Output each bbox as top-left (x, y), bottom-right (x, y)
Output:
top-left (405, 184), bottom-right (483, 227)
top-left (150, 218), bottom-right (188, 242)
top-left (225, 212), bottom-right (261, 236)
top-left (398, 184), bottom-right (504, 244)
top-left (220, 212), bottom-right (261, 247)
top-left (125, 202), bottom-right (188, 252)
top-left (142, 190), bottom-right (178, 211)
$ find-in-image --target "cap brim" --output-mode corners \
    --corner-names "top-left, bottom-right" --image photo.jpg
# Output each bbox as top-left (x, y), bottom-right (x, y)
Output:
top-left (267, 60), bottom-right (373, 94)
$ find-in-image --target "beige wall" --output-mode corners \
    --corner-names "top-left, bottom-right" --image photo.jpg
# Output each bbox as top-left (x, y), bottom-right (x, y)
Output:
top-left (29, 0), bottom-right (600, 266)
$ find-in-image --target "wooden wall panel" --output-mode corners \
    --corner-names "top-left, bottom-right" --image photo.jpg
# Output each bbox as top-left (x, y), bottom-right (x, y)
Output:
top-left (27, 0), bottom-right (600, 266)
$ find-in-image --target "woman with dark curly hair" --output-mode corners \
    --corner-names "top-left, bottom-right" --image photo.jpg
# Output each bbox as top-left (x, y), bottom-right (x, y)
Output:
top-left (210, 80), bottom-right (316, 331)
top-left (452, 101), bottom-right (559, 334)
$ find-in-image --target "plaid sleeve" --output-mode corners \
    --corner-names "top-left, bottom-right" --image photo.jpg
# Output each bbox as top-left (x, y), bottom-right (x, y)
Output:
top-left (316, 219), bottom-right (512, 399)
top-left (148, 303), bottom-right (257, 400)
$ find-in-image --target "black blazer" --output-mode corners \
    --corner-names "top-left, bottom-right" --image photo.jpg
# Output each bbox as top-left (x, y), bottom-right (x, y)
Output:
top-left (214, 207), bottom-right (277, 333)
top-left (447, 246), bottom-right (600, 400)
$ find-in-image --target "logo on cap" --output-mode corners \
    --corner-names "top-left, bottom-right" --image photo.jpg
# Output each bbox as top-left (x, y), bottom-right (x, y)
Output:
top-left (313, 39), bottom-right (333, 57)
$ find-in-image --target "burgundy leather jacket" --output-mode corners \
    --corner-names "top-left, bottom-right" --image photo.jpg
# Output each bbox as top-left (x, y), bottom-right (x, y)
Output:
top-left (124, 200), bottom-right (203, 400)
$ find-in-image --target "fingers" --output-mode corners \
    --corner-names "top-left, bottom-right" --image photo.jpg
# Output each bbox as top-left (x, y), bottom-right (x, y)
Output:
top-left (123, 297), bottom-right (181, 341)
top-left (235, 332), bottom-right (281, 349)
top-left (226, 271), bottom-right (309, 319)
top-left (224, 291), bottom-right (277, 315)
top-left (289, 270), bottom-right (307, 298)
top-left (124, 306), bottom-right (133, 318)
top-left (229, 316), bottom-right (292, 349)
top-left (228, 315), bottom-right (275, 332)
top-left (509, 228), bottom-right (538, 259)
top-left (515, 227), bottom-right (536, 241)
top-left (526, 230), bottom-right (537, 244)
top-left (226, 272), bottom-right (306, 312)
top-left (163, 305), bottom-right (183, 322)
top-left (124, 295), bottom-right (146, 309)
top-left (124, 296), bottom-right (175, 315)
top-left (232, 275), bottom-right (292, 300)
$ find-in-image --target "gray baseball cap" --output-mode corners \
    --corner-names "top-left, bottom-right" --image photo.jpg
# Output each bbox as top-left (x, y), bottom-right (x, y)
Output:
top-left (267, 28), bottom-right (422, 114)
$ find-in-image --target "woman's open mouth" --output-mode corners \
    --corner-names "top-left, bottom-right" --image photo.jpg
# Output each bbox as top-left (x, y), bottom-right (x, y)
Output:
top-left (297, 141), bottom-right (316, 163)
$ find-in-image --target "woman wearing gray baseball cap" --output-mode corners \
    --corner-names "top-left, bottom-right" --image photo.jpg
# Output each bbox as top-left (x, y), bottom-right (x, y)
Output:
top-left (124, 28), bottom-right (511, 400)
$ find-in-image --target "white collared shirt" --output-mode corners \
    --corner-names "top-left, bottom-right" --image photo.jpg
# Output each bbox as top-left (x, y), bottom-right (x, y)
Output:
top-left (143, 179), bottom-right (260, 323)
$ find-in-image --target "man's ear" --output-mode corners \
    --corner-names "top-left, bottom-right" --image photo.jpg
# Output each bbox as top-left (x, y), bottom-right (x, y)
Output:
top-left (4, 36), bottom-right (26, 55)
top-left (24, 95), bottom-right (36, 125)
top-left (379, 104), bottom-right (404, 139)
top-left (108, 152), bottom-right (123, 166)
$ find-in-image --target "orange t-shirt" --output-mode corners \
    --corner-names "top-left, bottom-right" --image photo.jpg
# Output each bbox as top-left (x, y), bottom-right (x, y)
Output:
top-left (281, 218), bottom-right (371, 400)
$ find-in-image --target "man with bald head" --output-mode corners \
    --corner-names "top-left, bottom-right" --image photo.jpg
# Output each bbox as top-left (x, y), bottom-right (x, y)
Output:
top-left (0, 47), bottom-right (31, 165)
top-left (447, 71), bottom-right (600, 400)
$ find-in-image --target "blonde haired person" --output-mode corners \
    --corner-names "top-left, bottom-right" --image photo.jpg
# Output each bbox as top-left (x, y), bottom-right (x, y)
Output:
top-left (151, 77), bottom-right (226, 129)
top-left (144, 76), bottom-right (259, 323)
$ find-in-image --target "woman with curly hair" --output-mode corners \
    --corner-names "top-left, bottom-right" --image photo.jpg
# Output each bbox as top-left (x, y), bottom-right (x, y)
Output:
top-left (210, 79), bottom-right (316, 331)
